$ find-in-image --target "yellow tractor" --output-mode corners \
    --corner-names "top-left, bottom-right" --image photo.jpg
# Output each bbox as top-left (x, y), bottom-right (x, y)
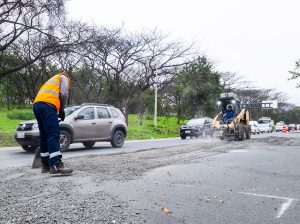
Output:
top-left (212, 93), bottom-right (251, 141)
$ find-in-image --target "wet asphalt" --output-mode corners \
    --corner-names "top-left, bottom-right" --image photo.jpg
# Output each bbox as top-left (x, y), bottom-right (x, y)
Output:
top-left (0, 137), bottom-right (210, 168)
top-left (98, 136), bottom-right (300, 223)
top-left (1, 131), bottom-right (298, 169)
top-left (1, 132), bottom-right (300, 223)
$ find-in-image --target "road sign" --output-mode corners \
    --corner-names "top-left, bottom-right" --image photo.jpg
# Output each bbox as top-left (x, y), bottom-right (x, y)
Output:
top-left (262, 100), bottom-right (278, 109)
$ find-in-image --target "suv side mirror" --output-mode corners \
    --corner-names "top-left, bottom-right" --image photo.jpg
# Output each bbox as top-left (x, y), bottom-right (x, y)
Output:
top-left (75, 115), bottom-right (84, 120)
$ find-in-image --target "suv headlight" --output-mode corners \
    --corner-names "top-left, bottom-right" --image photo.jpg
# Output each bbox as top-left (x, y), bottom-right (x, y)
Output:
top-left (32, 123), bottom-right (39, 130)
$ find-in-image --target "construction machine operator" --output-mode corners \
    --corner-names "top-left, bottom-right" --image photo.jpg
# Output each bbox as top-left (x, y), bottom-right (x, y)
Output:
top-left (223, 104), bottom-right (234, 124)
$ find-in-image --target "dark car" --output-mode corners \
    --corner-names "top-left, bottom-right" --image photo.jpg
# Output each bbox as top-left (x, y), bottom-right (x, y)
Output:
top-left (179, 117), bottom-right (214, 139)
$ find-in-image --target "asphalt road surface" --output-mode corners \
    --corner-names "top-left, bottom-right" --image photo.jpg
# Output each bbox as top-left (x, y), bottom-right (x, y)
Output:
top-left (100, 136), bottom-right (300, 223)
top-left (1, 131), bottom-right (298, 169)
top-left (1, 132), bottom-right (300, 223)
top-left (0, 136), bottom-right (211, 168)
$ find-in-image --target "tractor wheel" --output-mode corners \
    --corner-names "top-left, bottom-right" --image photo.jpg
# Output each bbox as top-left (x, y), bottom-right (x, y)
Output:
top-left (221, 127), bottom-right (229, 140)
top-left (237, 124), bottom-right (246, 141)
top-left (245, 126), bottom-right (251, 139)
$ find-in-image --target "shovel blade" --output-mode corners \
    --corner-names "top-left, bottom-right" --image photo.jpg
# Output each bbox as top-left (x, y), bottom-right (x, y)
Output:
top-left (32, 147), bottom-right (42, 168)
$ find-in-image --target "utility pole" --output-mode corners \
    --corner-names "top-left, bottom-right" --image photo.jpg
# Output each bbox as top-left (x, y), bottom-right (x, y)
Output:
top-left (154, 68), bottom-right (158, 128)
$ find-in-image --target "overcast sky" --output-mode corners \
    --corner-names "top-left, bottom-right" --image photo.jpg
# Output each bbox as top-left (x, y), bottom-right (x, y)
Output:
top-left (66, 0), bottom-right (300, 105)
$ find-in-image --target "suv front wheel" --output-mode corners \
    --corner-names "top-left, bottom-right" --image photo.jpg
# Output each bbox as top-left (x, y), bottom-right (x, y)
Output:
top-left (60, 130), bottom-right (71, 152)
top-left (111, 130), bottom-right (124, 148)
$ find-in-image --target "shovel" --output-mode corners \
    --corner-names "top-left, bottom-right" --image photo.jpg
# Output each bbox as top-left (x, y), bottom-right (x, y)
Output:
top-left (32, 147), bottom-right (41, 168)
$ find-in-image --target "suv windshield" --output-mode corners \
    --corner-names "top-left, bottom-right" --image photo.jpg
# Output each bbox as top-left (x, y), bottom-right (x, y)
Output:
top-left (65, 106), bottom-right (80, 116)
top-left (258, 120), bottom-right (271, 124)
top-left (187, 119), bottom-right (205, 126)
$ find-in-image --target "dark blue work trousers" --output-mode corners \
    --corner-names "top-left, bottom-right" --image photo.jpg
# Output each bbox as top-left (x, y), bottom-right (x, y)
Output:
top-left (33, 102), bottom-right (62, 166)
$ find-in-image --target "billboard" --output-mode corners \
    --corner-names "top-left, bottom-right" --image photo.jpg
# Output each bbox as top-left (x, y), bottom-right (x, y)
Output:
top-left (262, 100), bottom-right (278, 109)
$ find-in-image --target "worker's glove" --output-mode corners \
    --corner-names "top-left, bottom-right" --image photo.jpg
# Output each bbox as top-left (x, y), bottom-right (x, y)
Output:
top-left (58, 110), bottom-right (65, 121)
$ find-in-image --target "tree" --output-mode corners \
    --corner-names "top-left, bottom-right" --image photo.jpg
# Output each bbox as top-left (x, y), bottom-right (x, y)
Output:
top-left (167, 56), bottom-right (222, 122)
top-left (234, 88), bottom-right (287, 120)
top-left (0, 0), bottom-right (66, 77)
top-left (283, 107), bottom-right (300, 123)
top-left (220, 72), bottom-right (248, 92)
top-left (87, 29), bottom-right (194, 120)
top-left (289, 59), bottom-right (300, 87)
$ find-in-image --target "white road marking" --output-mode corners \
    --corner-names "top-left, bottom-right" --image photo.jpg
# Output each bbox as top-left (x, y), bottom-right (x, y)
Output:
top-left (277, 199), bottom-right (294, 219)
top-left (231, 150), bottom-right (248, 153)
top-left (239, 192), bottom-right (298, 201)
top-left (239, 192), bottom-right (299, 219)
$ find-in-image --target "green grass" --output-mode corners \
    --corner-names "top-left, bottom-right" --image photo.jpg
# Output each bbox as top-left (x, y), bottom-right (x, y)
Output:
top-left (0, 107), bottom-right (187, 147)
top-left (127, 114), bottom-right (187, 140)
top-left (0, 108), bottom-right (34, 146)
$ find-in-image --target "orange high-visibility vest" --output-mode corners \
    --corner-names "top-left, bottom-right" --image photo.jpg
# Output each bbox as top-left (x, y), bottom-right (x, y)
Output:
top-left (34, 73), bottom-right (67, 112)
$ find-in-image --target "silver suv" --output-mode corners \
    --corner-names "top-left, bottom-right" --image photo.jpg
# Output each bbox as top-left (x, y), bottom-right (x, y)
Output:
top-left (14, 103), bottom-right (128, 152)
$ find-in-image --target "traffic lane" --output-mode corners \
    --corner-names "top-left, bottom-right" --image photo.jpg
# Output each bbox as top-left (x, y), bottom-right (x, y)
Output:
top-left (0, 130), bottom-right (297, 169)
top-left (251, 130), bottom-right (300, 139)
top-left (99, 145), bottom-right (300, 223)
top-left (1, 131), bottom-right (298, 169)
top-left (0, 137), bottom-right (215, 169)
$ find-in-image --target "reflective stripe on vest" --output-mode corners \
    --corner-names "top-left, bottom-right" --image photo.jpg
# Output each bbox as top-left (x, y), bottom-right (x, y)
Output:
top-left (34, 74), bottom-right (61, 111)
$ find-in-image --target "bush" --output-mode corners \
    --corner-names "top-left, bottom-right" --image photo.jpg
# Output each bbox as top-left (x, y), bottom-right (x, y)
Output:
top-left (146, 115), bottom-right (153, 120)
top-left (7, 111), bottom-right (35, 120)
top-left (0, 133), bottom-right (16, 146)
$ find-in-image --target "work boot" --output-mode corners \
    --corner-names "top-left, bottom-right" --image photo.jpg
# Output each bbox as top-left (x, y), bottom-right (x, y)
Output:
top-left (50, 162), bottom-right (73, 174)
top-left (41, 161), bottom-right (50, 173)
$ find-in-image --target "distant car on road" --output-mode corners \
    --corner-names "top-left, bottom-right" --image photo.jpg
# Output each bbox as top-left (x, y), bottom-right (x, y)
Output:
top-left (288, 124), bottom-right (296, 132)
top-left (275, 121), bottom-right (286, 132)
top-left (258, 117), bottom-right (272, 133)
top-left (249, 121), bottom-right (260, 134)
top-left (14, 104), bottom-right (127, 152)
top-left (179, 117), bottom-right (214, 139)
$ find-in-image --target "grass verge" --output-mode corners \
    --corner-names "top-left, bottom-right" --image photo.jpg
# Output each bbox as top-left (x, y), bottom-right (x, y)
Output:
top-left (127, 114), bottom-right (186, 140)
top-left (0, 108), bottom-right (33, 147)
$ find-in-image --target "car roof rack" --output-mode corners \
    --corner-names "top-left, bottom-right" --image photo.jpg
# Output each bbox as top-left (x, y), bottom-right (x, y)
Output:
top-left (80, 103), bottom-right (115, 107)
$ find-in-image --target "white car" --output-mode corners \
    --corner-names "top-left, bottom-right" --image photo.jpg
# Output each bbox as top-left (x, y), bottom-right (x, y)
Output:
top-left (249, 121), bottom-right (260, 134)
top-left (288, 124), bottom-right (296, 132)
top-left (258, 117), bottom-right (272, 133)
top-left (275, 121), bottom-right (286, 132)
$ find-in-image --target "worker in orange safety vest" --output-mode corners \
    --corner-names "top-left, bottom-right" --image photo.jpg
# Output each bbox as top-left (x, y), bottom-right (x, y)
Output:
top-left (33, 71), bottom-right (74, 175)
